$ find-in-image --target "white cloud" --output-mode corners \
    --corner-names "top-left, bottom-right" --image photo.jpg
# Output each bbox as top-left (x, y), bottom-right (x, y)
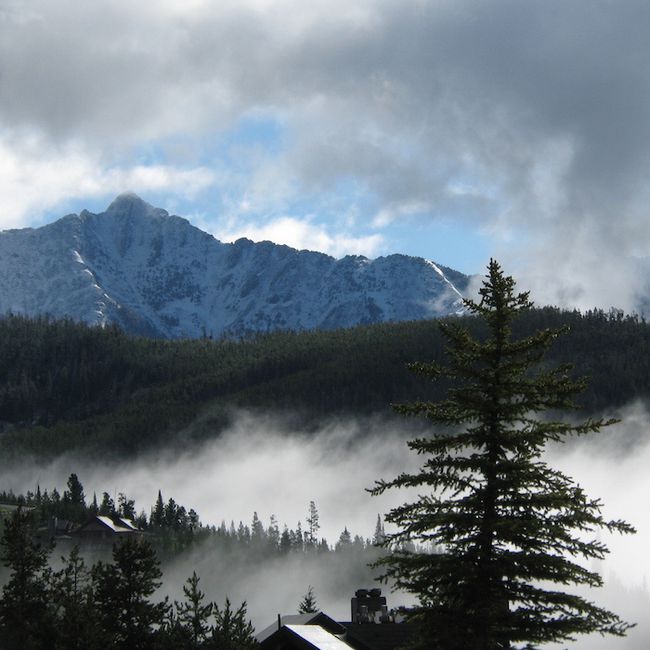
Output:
top-left (217, 214), bottom-right (384, 258)
top-left (0, 133), bottom-right (215, 227)
top-left (372, 201), bottom-right (433, 228)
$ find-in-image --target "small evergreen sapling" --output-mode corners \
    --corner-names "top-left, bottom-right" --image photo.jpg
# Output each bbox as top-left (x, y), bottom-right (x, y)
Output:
top-left (371, 260), bottom-right (635, 650)
top-left (298, 585), bottom-right (318, 614)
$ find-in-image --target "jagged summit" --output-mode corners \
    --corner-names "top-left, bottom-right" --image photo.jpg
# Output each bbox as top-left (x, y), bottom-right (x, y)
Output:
top-left (104, 192), bottom-right (169, 220)
top-left (0, 196), bottom-right (469, 339)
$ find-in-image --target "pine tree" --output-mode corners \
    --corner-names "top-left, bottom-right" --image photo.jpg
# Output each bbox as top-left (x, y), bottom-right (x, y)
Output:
top-left (174, 571), bottom-right (213, 648)
top-left (63, 473), bottom-right (85, 507)
top-left (250, 512), bottom-right (265, 551)
top-left (0, 508), bottom-right (55, 649)
top-left (98, 492), bottom-right (115, 517)
top-left (209, 598), bottom-right (257, 650)
top-left (298, 585), bottom-right (318, 614)
top-left (117, 493), bottom-right (136, 520)
top-left (305, 501), bottom-right (320, 549)
top-left (267, 514), bottom-right (280, 553)
top-left (372, 514), bottom-right (385, 546)
top-left (92, 537), bottom-right (168, 649)
top-left (50, 546), bottom-right (97, 650)
top-left (335, 526), bottom-right (351, 551)
top-left (295, 522), bottom-right (304, 552)
top-left (279, 526), bottom-right (292, 554)
top-left (371, 260), bottom-right (635, 650)
top-left (151, 490), bottom-right (164, 527)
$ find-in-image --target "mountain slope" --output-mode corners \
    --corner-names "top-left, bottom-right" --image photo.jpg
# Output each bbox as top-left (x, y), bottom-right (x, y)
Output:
top-left (0, 193), bottom-right (468, 338)
top-left (0, 308), bottom-right (648, 458)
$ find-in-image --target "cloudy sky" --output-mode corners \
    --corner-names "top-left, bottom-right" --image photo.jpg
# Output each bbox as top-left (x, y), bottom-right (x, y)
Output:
top-left (2, 0), bottom-right (650, 309)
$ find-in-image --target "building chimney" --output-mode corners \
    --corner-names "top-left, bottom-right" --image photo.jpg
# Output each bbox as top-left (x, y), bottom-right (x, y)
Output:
top-left (351, 588), bottom-right (388, 624)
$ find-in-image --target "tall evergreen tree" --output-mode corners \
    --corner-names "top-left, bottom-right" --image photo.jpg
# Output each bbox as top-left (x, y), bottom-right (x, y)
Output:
top-left (250, 512), bottom-right (265, 551)
top-left (293, 522), bottom-right (303, 552)
top-left (267, 514), bottom-right (280, 553)
top-left (151, 490), bottom-right (165, 527)
top-left (64, 473), bottom-right (85, 505)
top-left (371, 260), bottom-right (635, 650)
top-left (305, 501), bottom-right (320, 549)
top-left (372, 514), bottom-right (385, 546)
top-left (50, 546), bottom-right (97, 650)
top-left (279, 526), bottom-right (292, 554)
top-left (173, 571), bottom-right (213, 648)
top-left (92, 537), bottom-right (167, 649)
top-left (98, 492), bottom-right (115, 517)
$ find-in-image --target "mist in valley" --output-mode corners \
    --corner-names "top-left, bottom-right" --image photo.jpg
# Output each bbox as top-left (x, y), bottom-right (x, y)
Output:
top-left (1, 406), bottom-right (649, 646)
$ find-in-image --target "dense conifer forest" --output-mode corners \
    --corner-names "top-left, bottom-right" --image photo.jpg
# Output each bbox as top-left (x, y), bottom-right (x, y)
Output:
top-left (0, 309), bottom-right (647, 458)
top-left (0, 474), bottom-right (383, 648)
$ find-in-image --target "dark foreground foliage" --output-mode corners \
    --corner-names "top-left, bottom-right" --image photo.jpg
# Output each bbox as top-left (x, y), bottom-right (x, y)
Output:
top-left (0, 308), bottom-right (649, 457)
top-left (0, 509), bottom-right (258, 650)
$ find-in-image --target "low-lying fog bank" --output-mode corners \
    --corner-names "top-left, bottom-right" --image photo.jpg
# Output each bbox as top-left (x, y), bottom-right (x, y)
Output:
top-left (1, 405), bottom-right (648, 646)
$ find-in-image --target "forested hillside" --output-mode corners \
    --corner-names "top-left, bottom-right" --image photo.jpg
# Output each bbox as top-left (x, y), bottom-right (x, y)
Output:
top-left (0, 308), bottom-right (647, 458)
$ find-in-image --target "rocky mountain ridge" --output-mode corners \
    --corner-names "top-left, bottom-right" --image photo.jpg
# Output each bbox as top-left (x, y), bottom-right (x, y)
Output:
top-left (0, 193), bottom-right (469, 338)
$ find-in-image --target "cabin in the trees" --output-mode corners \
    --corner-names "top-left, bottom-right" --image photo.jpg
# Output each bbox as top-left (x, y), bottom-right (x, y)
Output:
top-left (70, 515), bottom-right (143, 545)
top-left (257, 589), bottom-right (414, 650)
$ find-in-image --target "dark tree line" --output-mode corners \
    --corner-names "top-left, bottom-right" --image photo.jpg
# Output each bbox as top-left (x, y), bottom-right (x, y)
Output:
top-left (0, 308), bottom-right (649, 457)
top-left (0, 474), bottom-right (380, 561)
top-left (0, 508), bottom-right (258, 650)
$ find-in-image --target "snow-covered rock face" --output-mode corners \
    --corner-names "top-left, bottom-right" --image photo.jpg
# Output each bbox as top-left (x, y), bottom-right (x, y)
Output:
top-left (0, 194), bottom-right (469, 339)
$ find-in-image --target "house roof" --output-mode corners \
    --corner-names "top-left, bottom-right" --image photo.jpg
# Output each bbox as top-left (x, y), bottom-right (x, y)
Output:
top-left (116, 517), bottom-right (138, 530)
top-left (73, 515), bottom-right (141, 535)
top-left (257, 612), bottom-right (345, 644)
top-left (261, 625), bottom-right (353, 650)
top-left (96, 515), bottom-right (136, 533)
top-left (258, 613), bottom-right (414, 650)
top-left (287, 625), bottom-right (354, 650)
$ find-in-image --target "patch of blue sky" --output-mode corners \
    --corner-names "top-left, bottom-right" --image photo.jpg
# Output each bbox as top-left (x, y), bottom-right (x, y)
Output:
top-left (288, 176), bottom-right (370, 219)
top-left (275, 177), bottom-right (492, 273)
top-left (35, 198), bottom-right (104, 226)
top-left (128, 113), bottom-right (287, 167)
top-left (382, 217), bottom-right (491, 275)
top-left (219, 112), bottom-right (286, 157)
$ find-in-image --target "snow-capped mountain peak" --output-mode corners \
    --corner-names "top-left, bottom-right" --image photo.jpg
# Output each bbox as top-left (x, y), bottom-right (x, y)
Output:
top-left (0, 195), bottom-right (470, 338)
